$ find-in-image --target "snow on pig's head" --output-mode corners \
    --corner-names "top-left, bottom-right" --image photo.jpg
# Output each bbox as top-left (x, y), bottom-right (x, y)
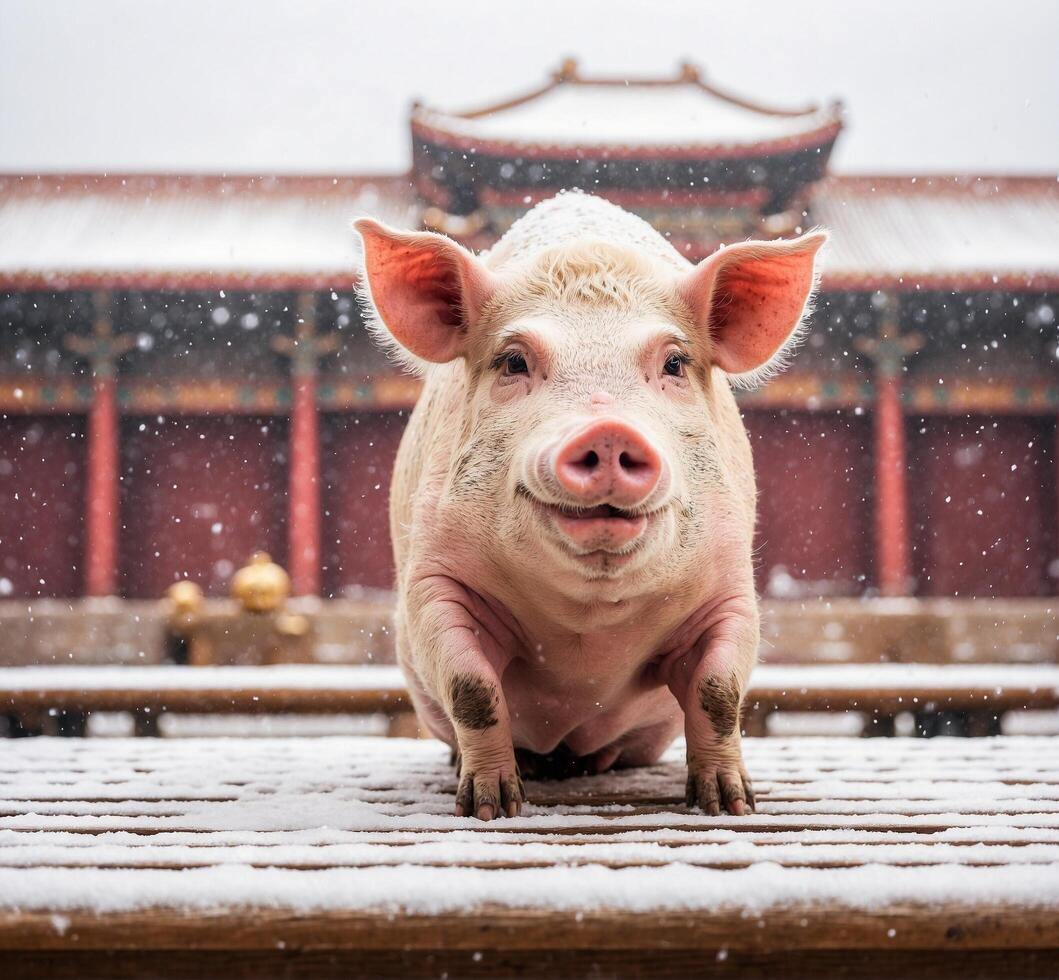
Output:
top-left (355, 195), bottom-right (826, 590)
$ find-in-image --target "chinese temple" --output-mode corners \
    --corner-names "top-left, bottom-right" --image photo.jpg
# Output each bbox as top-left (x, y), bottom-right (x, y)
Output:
top-left (1, 62), bottom-right (1057, 602)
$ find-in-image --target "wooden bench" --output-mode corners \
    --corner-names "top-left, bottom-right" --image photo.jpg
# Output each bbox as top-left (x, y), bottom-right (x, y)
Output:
top-left (0, 734), bottom-right (1057, 977)
top-left (2, 663), bottom-right (1058, 738)
top-left (740, 663), bottom-right (1059, 737)
top-left (0, 664), bottom-right (411, 737)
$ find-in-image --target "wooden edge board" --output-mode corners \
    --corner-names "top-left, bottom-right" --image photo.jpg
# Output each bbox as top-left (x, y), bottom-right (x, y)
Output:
top-left (1, 905), bottom-right (1057, 953)
top-left (0, 689), bottom-right (409, 714)
top-left (744, 688), bottom-right (1059, 713)
top-left (1, 684), bottom-right (1056, 715)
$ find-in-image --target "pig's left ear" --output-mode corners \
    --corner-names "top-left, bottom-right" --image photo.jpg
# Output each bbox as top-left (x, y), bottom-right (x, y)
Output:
top-left (678, 230), bottom-right (827, 382)
top-left (354, 218), bottom-right (500, 367)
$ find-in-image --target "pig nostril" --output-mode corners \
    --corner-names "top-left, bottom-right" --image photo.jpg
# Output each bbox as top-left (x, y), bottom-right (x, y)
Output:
top-left (619, 451), bottom-right (646, 472)
top-left (581, 450), bottom-right (599, 470)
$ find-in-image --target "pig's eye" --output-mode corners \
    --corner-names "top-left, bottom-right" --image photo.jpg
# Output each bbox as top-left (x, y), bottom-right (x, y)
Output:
top-left (662, 352), bottom-right (689, 378)
top-left (498, 351), bottom-right (529, 376)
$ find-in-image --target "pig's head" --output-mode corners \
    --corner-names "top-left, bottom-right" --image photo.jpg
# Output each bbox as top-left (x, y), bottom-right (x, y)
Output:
top-left (356, 199), bottom-right (825, 595)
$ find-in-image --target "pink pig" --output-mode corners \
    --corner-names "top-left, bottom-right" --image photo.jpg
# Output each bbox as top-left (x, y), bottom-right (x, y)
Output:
top-left (355, 193), bottom-right (826, 820)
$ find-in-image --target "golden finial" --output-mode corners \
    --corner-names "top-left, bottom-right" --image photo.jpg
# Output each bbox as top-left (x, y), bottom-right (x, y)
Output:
top-left (166, 580), bottom-right (203, 615)
top-left (231, 552), bottom-right (291, 613)
top-left (679, 61), bottom-right (701, 83)
top-left (554, 58), bottom-right (580, 82)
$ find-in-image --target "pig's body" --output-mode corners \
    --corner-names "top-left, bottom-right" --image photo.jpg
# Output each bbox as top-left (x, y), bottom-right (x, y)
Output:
top-left (358, 193), bottom-right (825, 817)
top-left (392, 358), bottom-right (693, 767)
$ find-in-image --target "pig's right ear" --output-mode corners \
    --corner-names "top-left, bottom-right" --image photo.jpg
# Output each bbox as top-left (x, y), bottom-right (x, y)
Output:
top-left (678, 230), bottom-right (827, 385)
top-left (354, 218), bottom-right (499, 366)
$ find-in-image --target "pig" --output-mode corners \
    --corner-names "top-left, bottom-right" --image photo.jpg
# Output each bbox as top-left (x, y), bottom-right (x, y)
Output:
top-left (355, 192), bottom-right (826, 820)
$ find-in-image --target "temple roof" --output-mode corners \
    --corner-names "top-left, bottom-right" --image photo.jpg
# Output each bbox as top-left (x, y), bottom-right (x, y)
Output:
top-left (815, 176), bottom-right (1059, 291)
top-left (0, 175), bottom-right (417, 291)
top-left (411, 61), bottom-right (842, 158)
top-left (0, 173), bottom-right (1057, 293)
top-left (409, 63), bottom-right (843, 219)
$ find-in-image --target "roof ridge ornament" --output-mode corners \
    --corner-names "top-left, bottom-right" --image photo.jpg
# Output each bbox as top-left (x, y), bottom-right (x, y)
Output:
top-left (553, 58), bottom-right (580, 83)
top-left (678, 61), bottom-right (702, 84)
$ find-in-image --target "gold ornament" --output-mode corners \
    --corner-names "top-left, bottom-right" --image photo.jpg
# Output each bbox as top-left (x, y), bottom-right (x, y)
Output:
top-left (231, 552), bottom-right (290, 613)
top-left (166, 580), bottom-right (203, 614)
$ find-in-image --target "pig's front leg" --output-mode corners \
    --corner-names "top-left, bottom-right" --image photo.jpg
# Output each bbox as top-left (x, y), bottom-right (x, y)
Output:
top-left (665, 598), bottom-right (758, 816)
top-left (410, 575), bottom-right (525, 821)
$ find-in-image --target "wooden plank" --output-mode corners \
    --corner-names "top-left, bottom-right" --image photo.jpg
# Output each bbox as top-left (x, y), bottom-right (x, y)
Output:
top-left (0, 819), bottom-right (1014, 836)
top-left (3, 790), bottom-right (1058, 814)
top-left (746, 689), bottom-right (1059, 712)
top-left (0, 686), bottom-right (407, 715)
top-left (4, 847), bottom-right (1054, 872)
top-left (2, 945), bottom-right (1057, 980)
top-left (4, 826), bottom-right (1059, 846)
top-left (3, 905), bottom-right (1057, 954)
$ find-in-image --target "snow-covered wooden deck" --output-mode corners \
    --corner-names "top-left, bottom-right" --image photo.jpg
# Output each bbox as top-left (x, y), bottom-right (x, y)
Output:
top-left (1, 735), bottom-right (1058, 977)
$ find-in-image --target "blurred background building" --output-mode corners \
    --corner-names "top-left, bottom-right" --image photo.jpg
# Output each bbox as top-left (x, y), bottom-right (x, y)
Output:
top-left (1, 62), bottom-right (1057, 602)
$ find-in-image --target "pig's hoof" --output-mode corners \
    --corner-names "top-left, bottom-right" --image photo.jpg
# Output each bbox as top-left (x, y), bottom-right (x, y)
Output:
top-left (455, 763), bottom-right (525, 821)
top-left (685, 767), bottom-right (756, 816)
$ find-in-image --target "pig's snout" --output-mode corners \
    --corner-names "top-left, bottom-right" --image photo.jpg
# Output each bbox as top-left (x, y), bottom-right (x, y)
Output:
top-left (553, 418), bottom-right (662, 508)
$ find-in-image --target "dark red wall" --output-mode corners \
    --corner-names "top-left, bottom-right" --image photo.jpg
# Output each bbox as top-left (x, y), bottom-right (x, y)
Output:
top-left (909, 416), bottom-right (1057, 597)
top-left (0, 416), bottom-right (86, 597)
top-left (119, 416), bottom-right (288, 598)
top-left (321, 411), bottom-right (406, 596)
top-left (744, 409), bottom-right (875, 597)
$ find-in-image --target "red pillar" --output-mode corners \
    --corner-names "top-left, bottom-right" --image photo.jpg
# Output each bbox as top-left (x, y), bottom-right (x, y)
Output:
top-left (65, 292), bottom-right (133, 597)
top-left (873, 374), bottom-right (912, 596)
top-left (289, 370), bottom-right (321, 596)
top-left (857, 301), bottom-right (921, 598)
top-left (84, 372), bottom-right (120, 596)
top-left (286, 293), bottom-right (323, 596)
top-left (274, 294), bottom-right (339, 596)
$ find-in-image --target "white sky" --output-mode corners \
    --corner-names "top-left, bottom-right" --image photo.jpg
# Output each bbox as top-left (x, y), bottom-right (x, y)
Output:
top-left (1, 0), bottom-right (1057, 176)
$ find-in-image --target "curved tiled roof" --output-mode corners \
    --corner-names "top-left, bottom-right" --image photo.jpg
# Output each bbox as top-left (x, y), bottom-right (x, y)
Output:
top-left (409, 63), bottom-right (842, 218)
top-left (411, 61), bottom-right (843, 160)
top-left (815, 175), bottom-right (1059, 291)
top-left (0, 174), bottom-right (418, 291)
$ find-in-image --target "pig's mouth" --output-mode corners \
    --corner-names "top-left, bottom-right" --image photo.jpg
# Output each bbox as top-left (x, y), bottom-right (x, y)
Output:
top-left (517, 485), bottom-right (652, 554)
top-left (555, 502), bottom-right (636, 520)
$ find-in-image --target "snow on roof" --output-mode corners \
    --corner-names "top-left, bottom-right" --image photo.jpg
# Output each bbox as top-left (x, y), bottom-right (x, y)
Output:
top-left (815, 176), bottom-right (1059, 289)
top-left (417, 85), bottom-right (838, 151)
top-left (0, 175), bottom-right (420, 290)
top-left (2, 735), bottom-right (1059, 914)
top-left (413, 63), bottom-right (842, 154)
top-left (1, 174), bottom-right (1058, 291)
